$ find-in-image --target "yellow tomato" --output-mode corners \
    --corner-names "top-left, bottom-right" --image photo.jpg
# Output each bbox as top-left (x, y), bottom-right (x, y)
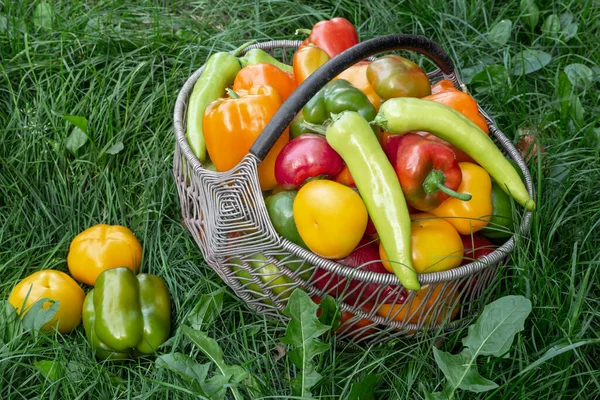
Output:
top-left (67, 224), bottom-right (143, 286)
top-left (293, 180), bottom-right (368, 259)
top-left (380, 213), bottom-right (464, 274)
top-left (376, 283), bottom-right (460, 326)
top-left (8, 270), bottom-right (85, 333)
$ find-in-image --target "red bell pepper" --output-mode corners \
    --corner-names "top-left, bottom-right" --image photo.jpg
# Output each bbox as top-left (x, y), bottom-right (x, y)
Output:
top-left (274, 134), bottom-right (344, 190)
top-left (380, 132), bottom-right (423, 165)
top-left (394, 139), bottom-right (472, 212)
top-left (460, 234), bottom-right (496, 265)
top-left (297, 17), bottom-right (359, 58)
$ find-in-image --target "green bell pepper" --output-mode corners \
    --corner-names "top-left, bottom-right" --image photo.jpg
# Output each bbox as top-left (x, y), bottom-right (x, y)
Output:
top-left (82, 267), bottom-right (171, 360)
top-left (482, 181), bottom-right (516, 239)
top-left (302, 79), bottom-right (377, 126)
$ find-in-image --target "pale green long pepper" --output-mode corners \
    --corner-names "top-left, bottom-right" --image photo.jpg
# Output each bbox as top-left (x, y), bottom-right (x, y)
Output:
top-left (375, 97), bottom-right (535, 212)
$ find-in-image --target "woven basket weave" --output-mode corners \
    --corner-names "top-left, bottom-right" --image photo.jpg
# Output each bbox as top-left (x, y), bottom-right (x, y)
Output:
top-left (172, 35), bottom-right (534, 345)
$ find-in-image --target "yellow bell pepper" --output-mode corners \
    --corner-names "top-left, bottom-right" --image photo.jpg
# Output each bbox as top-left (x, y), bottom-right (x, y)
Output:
top-left (430, 162), bottom-right (493, 235)
top-left (67, 224), bottom-right (143, 286)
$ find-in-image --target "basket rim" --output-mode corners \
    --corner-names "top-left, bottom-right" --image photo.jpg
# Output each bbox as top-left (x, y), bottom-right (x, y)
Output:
top-left (172, 38), bottom-right (535, 287)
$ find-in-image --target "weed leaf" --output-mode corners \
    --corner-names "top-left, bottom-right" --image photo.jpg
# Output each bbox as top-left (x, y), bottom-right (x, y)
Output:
top-left (511, 49), bottom-right (551, 75)
top-left (181, 326), bottom-right (248, 400)
top-left (564, 64), bottom-right (593, 90)
top-left (462, 295), bottom-right (532, 356)
top-left (559, 13), bottom-right (578, 41)
top-left (542, 14), bottom-right (560, 37)
top-left (520, 0), bottom-right (539, 29)
top-left (105, 141), bottom-right (124, 155)
top-left (0, 301), bottom-right (22, 344)
top-left (348, 373), bottom-right (381, 400)
top-left (186, 288), bottom-right (224, 331)
top-left (281, 289), bottom-right (331, 398)
top-left (34, 360), bottom-right (64, 382)
top-left (317, 295), bottom-right (340, 331)
top-left (22, 298), bottom-right (58, 332)
top-left (487, 20), bottom-right (512, 46)
top-left (33, 1), bottom-right (54, 30)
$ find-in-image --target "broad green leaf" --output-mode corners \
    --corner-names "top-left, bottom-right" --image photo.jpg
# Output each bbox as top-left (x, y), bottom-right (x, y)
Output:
top-left (470, 65), bottom-right (509, 93)
top-left (281, 289), bottom-right (331, 398)
top-left (487, 20), bottom-right (512, 46)
top-left (462, 296), bottom-right (532, 357)
top-left (348, 374), bottom-right (381, 400)
top-left (33, 1), bottom-right (54, 30)
top-left (22, 298), bottom-right (59, 332)
top-left (559, 13), bottom-right (578, 41)
top-left (461, 64), bottom-right (485, 85)
top-left (181, 326), bottom-right (248, 400)
top-left (156, 353), bottom-right (212, 397)
top-left (186, 288), bottom-right (224, 331)
top-left (65, 127), bottom-right (88, 156)
top-left (34, 360), bottom-right (64, 382)
top-left (520, 0), bottom-right (539, 29)
top-left (542, 14), bottom-right (560, 37)
top-left (105, 141), bottom-right (124, 155)
top-left (557, 72), bottom-right (573, 121)
top-left (63, 115), bottom-right (88, 134)
top-left (1, 301), bottom-right (22, 344)
top-left (564, 64), bottom-right (593, 90)
top-left (570, 95), bottom-right (585, 126)
top-left (433, 348), bottom-right (498, 393)
top-left (511, 49), bottom-right (552, 75)
top-left (156, 353), bottom-right (210, 385)
top-left (317, 295), bottom-right (340, 331)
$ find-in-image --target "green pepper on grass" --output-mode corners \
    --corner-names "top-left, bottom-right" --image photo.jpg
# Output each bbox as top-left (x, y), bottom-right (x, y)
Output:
top-left (82, 267), bottom-right (171, 361)
top-left (303, 79), bottom-right (377, 126)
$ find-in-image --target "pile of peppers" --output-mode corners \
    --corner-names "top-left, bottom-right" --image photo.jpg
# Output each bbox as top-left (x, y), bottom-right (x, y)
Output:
top-left (186, 16), bottom-right (535, 319)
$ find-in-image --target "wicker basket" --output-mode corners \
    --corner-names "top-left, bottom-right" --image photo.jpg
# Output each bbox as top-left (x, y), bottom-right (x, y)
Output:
top-left (172, 34), bottom-right (534, 345)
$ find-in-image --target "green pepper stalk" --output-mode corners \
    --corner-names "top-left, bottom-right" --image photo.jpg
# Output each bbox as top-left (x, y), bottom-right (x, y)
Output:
top-left (325, 111), bottom-right (420, 291)
top-left (82, 267), bottom-right (171, 360)
top-left (375, 97), bottom-right (535, 211)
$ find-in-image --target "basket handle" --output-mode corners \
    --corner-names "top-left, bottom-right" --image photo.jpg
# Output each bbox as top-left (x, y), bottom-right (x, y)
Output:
top-left (249, 34), bottom-right (455, 161)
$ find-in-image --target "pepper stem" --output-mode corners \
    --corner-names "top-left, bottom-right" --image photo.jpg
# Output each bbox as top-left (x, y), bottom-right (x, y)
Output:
top-left (300, 121), bottom-right (328, 136)
top-left (423, 169), bottom-right (472, 201)
top-left (226, 88), bottom-right (241, 99)
top-left (295, 28), bottom-right (312, 36)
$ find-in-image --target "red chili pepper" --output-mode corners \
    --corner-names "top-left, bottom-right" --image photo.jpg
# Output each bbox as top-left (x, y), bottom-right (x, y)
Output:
top-left (394, 139), bottom-right (472, 212)
top-left (296, 17), bottom-right (359, 58)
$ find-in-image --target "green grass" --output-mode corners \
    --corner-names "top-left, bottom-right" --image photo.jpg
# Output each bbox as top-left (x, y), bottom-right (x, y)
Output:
top-left (1, 0), bottom-right (599, 398)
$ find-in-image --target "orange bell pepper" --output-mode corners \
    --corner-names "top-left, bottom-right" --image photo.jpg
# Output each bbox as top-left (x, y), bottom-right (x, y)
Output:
top-left (233, 63), bottom-right (297, 102)
top-left (334, 61), bottom-right (382, 110)
top-left (430, 162), bottom-right (493, 235)
top-left (424, 80), bottom-right (489, 134)
top-left (203, 85), bottom-right (289, 190)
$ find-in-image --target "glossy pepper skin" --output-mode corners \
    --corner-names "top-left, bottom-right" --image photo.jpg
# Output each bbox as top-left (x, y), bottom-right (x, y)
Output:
top-left (481, 181), bottom-right (516, 239)
top-left (423, 81), bottom-right (489, 134)
top-left (203, 85), bottom-right (289, 191)
top-left (238, 48), bottom-right (294, 73)
top-left (431, 162), bottom-right (493, 235)
top-left (394, 139), bottom-right (471, 212)
top-left (375, 98), bottom-right (535, 211)
top-left (366, 54), bottom-right (431, 99)
top-left (325, 111), bottom-right (419, 291)
top-left (67, 224), bottom-right (143, 286)
top-left (292, 45), bottom-right (330, 86)
top-left (303, 79), bottom-right (377, 126)
top-left (274, 134), bottom-right (344, 190)
top-left (82, 267), bottom-right (171, 360)
top-left (233, 63), bottom-right (297, 102)
top-left (334, 61), bottom-right (382, 110)
top-left (265, 190), bottom-right (308, 248)
top-left (298, 17), bottom-right (359, 58)
top-left (186, 52), bottom-right (241, 162)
